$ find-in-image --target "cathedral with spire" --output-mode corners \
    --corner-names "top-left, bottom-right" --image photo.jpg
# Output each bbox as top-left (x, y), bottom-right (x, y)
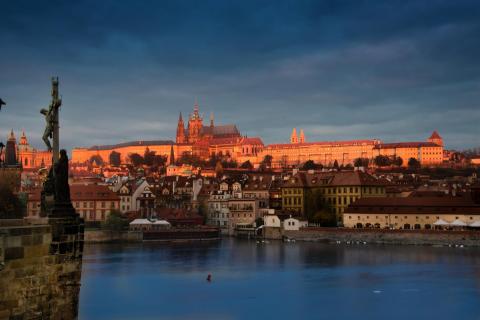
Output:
top-left (176, 100), bottom-right (241, 144)
top-left (0, 130), bottom-right (52, 169)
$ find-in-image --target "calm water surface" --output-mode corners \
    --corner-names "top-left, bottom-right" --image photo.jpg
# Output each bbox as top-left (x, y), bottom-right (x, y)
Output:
top-left (79, 239), bottom-right (480, 320)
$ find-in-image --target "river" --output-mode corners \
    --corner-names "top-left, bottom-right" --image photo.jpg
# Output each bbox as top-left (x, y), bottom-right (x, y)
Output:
top-left (79, 239), bottom-right (480, 320)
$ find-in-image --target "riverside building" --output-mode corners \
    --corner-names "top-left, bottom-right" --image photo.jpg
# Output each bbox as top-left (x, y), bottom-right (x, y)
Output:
top-left (343, 185), bottom-right (480, 229)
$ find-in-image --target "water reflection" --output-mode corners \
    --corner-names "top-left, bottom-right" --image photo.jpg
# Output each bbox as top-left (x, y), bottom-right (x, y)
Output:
top-left (80, 240), bottom-right (480, 320)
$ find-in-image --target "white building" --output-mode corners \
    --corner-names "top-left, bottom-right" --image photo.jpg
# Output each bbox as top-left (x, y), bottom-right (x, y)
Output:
top-left (263, 214), bottom-right (281, 228)
top-left (283, 217), bottom-right (308, 231)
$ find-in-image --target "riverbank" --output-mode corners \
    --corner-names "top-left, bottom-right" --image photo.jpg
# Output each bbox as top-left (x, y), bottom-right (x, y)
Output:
top-left (276, 227), bottom-right (480, 246)
top-left (86, 228), bottom-right (480, 247)
top-left (84, 230), bottom-right (143, 243)
top-left (84, 229), bottom-right (220, 243)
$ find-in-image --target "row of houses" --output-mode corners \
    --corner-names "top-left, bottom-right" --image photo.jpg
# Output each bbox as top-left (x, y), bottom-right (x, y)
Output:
top-left (25, 167), bottom-right (480, 233)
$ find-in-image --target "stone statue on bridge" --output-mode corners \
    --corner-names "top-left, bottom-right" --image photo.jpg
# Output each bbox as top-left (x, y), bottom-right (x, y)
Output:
top-left (40, 77), bottom-right (62, 159)
top-left (39, 78), bottom-right (74, 216)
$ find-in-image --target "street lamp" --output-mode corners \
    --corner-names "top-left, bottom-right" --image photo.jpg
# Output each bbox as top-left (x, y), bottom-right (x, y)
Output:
top-left (0, 142), bottom-right (4, 167)
top-left (0, 98), bottom-right (5, 166)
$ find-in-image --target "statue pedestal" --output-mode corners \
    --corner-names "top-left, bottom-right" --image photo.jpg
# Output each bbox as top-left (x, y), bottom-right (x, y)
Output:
top-left (47, 203), bottom-right (83, 256)
top-left (46, 206), bottom-right (84, 319)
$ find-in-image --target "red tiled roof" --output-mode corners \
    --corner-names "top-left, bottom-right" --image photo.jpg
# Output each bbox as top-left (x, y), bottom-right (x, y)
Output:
top-left (240, 137), bottom-right (264, 145)
top-left (329, 171), bottom-right (387, 186)
top-left (429, 131), bottom-right (442, 139)
top-left (206, 137), bottom-right (240, 145)
top-left (345, 196), bottom-right (480, 215)
top-left (155, 208), bottom-right (203, 223)
top-left (374, 142), bottom-right (439, 149)
top-left (281, 171), bottom-right (386, 188)
top-left (29, 184), bottom-right (119, 202)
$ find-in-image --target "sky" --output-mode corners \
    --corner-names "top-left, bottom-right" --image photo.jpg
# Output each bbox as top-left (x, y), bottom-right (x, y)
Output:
top-left (1, 0), bottom-right (479, 151)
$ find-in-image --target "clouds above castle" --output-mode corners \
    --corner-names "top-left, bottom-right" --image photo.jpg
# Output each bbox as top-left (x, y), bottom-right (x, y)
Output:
top-left (1, 0), bottom-right (479, 150)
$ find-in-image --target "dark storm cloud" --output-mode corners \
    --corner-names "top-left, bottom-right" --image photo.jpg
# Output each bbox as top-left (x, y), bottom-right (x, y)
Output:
top-left (0, 0), bottom-right (479, 150)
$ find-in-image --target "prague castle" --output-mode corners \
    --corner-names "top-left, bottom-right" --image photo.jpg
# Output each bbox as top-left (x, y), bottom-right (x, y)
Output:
top-left (70, 101), bottom-right (444, 168)
top-left (72, 101), bottom-right (265, 165)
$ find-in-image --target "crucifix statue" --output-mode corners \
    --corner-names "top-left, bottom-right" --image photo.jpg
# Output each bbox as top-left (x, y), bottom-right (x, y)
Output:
top-left (40, 77), bottom-right (62, 163)
top-left (40, 77), bottom-right (73, 215)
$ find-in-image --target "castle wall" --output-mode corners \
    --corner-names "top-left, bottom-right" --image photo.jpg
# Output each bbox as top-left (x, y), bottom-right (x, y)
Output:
top-left (72, 144), bottom-right (193, 164)
top-left (260, 141), bottom-right (378, 168)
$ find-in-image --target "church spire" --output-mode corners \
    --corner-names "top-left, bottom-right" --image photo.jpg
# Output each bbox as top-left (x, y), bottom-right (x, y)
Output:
top-left (193, 98), bottom-right (199, 118)
top-left (299, 129), bottom-right (305, 143)
top-left (176, 112), bottom-right (186, 144)
top-left (290, 128), bottom-right (298, 144)
top-left (170, 144), bottom-right (175, 165)
top-left (210, 112), bottom-right (214, 128)
top-left (20, 130), bottom-right (28, 145)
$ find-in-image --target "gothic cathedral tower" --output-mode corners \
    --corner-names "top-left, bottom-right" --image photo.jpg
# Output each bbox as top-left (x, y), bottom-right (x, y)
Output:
top-left (176, 112), bottom-right (187, 144)
top-left (188, 101), bottom-right (203, 143)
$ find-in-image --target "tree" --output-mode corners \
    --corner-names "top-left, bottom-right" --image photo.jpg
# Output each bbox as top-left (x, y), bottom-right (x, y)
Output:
top-left (101, 210), bottom-right (129, 231)
top-left (304, 189), bottom-right (336, 226)
top-left (89, 155), bottom-right (104, 166)
top-left (109, 151), bottom-right (121, 166)
top-left (208, 153), bottom-right (220, 167)
top-left (393, 156), bottom-right (403, 167)
top-left (152, 155), bottom-right (167, 168)
top-left (221, 159), bottom-right (238, 169)
top-left (240, 160), bottom-right (253, 169)
top-left (333, 160), bottom-right (339, 169)
top-left (215, 161), bottom-right (224, 178)
top-left (178, 151), bottom-right (205, 167)
top-left (260, 155), bottom-right (273, 171)
top-left (129, 153), bottom-right (144, 167)
top-left (408, 157), bottom-right (421, 169)
top-left (280, 155), bottom-right (289, 169)
top-left (302, 160), bottom-right (317, 171)
top-left (143, 148), bottom-right (156, 166)
top-left (374, 155), bottom-right (391, 167)
top-left (354, 158), bottom-right (369, 168)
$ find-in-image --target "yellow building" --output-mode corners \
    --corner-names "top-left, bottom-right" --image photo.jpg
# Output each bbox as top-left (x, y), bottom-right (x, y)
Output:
top-left (263, 139), bottom-right (379, 168)
top-left (261, 130), bottom-right (444, 168)
top-left (281, 171), bottom-right (387, 224)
